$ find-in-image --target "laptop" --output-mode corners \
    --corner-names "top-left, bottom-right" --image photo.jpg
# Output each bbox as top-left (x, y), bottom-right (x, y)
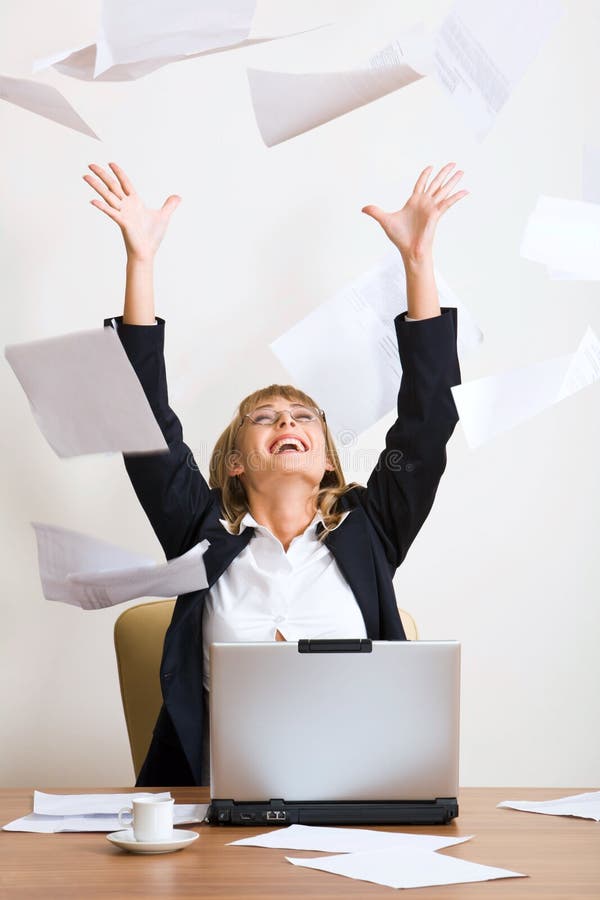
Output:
top-left (206, 639), bottom-right (460, 826)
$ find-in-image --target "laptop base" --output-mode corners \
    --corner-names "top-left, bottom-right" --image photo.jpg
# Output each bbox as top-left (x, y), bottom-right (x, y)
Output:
top-left (207, 798), bottom-right (458, 826)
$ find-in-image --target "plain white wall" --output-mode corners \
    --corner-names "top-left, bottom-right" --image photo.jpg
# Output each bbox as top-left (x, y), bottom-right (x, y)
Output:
top-left (1, 0), bottom-right (599, 788)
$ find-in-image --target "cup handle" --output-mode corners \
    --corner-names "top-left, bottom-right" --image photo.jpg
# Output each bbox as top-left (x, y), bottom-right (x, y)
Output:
top-left (118, 806), bottom-right (133, 830)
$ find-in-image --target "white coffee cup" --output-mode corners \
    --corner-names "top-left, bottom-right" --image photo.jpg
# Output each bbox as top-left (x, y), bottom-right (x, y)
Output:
top-left (118, 796), bottom-right (175, 842)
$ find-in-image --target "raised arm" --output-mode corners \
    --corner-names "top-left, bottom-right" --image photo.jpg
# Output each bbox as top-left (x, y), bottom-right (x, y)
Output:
top-left (85, 162), bottom-right (211, 559)
top-left (360, 164), bottom-right (467, 567)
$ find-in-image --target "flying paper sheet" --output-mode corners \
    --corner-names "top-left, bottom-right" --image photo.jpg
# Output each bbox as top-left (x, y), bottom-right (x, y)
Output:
top-left (35, 0), bottom-right (324, 82)
top-left (2, 792), bottom-right (209, 832)
top-left (451, 327), bottom-right (600, 449)
top-left (549, 145), bottom-right (600, 279)
top-left (247, 26), bottom-right (428, 146)
top-left (522, 195), bottom-right (600, 281)
top-left (434, 0), bottom-right (564, 139)
top-left (5, 327), bottom-right (167, 457)
top-left (287, 847), bottom-right (527, 890)
top-left (270, 252), bottom-right (482, 439)
top-left (498, 790), bottom-right (600, 822)
top-left (0, 74), bottom-right (98, 139)
top-left (230, 823), bottom-right (472, 853)
top-left (33, 522), bottom-right (209, 610)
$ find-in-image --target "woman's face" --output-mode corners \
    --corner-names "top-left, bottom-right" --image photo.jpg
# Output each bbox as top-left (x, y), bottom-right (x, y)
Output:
top-left (229, 396), bottom-right (334, 490)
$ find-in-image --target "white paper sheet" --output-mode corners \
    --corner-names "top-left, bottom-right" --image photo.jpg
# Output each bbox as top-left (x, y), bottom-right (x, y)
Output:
top-left (35, 0), bottom-right (324, 82)
top-left (5, 327), bottom-right (167, 457)
top-left (270, 252), bottom-right (482, 438)
top-left (498, 790), bottom-right (600, 821)
top-left (2, 792), bottom-right (209, 832)
top-left (549, 144), bottom-right (600, 278)
top-left (0, 73), bottom-right (98, 139)
top-left (451, 327), bottom-right (600, 449)
top-left (230, 823), bottom-right (472, 853)
top-left (247, 26), bottom-right (428, 146)
top-left (33, 522), bottom-right (209, 610)
top-left (287, 847), bottom-right (527, 889)
top-left (521, 196), bottom-right (600, 280)
top-left (434, 0), bottom-right (564, 139)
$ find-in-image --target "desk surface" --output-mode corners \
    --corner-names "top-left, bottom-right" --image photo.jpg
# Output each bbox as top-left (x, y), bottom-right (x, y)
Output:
top-left (0, 787), bottom-right (598, 899)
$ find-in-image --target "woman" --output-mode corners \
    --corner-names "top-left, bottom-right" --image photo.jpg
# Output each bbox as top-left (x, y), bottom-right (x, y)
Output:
top-left (85, 161), bottom-right (466, 786)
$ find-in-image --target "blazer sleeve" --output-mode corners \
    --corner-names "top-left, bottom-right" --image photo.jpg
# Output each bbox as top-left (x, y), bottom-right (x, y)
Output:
top-left (360, 307), bottom-right (461, 570)
top-left (105, 315), bottom-right (212, 560)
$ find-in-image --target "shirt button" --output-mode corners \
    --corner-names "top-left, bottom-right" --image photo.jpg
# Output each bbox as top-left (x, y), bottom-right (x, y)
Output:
top-left (274, 616), bottom-right (285, 624)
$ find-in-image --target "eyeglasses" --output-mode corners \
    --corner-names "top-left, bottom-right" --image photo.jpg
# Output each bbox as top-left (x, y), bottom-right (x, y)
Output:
top-left (240, 405), bottom-right (325, 427)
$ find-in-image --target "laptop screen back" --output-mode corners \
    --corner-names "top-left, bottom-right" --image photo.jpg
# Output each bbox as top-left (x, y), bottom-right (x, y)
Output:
top-left (209, 640), bottom-right (460, 802)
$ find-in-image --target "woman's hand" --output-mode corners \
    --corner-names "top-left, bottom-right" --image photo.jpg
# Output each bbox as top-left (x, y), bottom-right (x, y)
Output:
top-left (362, 163), bottom-right (468, 267)
top-left (84, 162), bottom-right (181, 263)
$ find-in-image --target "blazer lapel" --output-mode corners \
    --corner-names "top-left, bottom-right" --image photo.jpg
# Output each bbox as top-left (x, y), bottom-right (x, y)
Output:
top-left (321, 510), bottom-right (380, 638)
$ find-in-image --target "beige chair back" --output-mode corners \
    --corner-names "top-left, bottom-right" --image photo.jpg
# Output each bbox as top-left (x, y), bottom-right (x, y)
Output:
top-left (114, 599), bottom-right (175, 779)
top-left (114, 599), bottom-right (418, 777)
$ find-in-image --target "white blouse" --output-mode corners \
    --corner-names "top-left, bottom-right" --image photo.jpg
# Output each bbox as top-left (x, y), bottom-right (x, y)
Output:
top-left (201, 510), bottom-right (367, 691)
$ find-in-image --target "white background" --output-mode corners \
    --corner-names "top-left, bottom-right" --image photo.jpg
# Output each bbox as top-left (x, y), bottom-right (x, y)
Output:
top-left (1, 0), bottom-right (598, 788)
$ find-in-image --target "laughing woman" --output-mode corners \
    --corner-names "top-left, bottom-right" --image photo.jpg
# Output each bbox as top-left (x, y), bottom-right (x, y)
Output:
top-left (85, 161), bottom-right (466, 786)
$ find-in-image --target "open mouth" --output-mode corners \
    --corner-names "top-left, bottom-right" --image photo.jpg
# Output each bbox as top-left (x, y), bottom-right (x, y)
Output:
top-left (269, 436), bottom-right (309, 454)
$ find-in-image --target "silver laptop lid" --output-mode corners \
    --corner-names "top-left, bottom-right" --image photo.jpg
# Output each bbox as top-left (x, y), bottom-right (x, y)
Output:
top-left (209, 641), bottom-right (460, 802)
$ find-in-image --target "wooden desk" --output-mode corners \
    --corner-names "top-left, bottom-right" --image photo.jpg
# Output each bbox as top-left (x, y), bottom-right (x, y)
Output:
top-left (1, 788), bottom-right (598, 899)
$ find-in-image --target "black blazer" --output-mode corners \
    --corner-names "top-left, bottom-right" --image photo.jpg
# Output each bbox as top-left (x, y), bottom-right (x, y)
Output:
top-left (107, 307), bottom-right (461, 786)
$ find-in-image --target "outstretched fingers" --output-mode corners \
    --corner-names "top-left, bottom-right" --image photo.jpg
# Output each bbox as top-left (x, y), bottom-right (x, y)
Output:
top-left (83, 172), bottom-right (122, 210)
top-left (432, 169), bottom-right (464, 202)
top-left (438, 190), bottom-right (469, 213)
top-left (108, 162), bottom-right (135, 196)
top-left (413, 166), bottom-right (433, 194)
top-left (87, 163), bottom-right (124, 200)
top-left (426, 162), bottom-right (456, 195)
top-left (89, 198), bottom-right (123, 224)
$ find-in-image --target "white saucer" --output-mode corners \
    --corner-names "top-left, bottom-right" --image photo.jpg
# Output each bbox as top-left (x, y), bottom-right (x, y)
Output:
top-left (106, 828), bottom-right (199, 854)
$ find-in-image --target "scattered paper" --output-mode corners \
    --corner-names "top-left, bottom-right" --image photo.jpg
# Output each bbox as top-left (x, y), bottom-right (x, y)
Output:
top-left (548, 145), bottom-right (600, 279)
top-left (270, 252), bottom-right (481, 438)
top-left (5, 327), bottom-right (167, 457)
top-left (35, 0), bottom-right (325, 82)
top-left (287, 847), bottom-right (527, 890)
top-left (521, 196), bottom-right (600, 281)
top-left (3, 792), bottom-right (209, 832)
top-left (434, 0), bottom-right (564, 140)
top-left (33, 522), bottom-right (209, 610)
top-left (452, 327), bottom-right (600, 449)
top-left (498, 790), bottom-right (600, 822)
top-left (230, 823), bottom-right (472, 853)
top-left (247, 26), bottom-right (428, 146)
top-left (0, 73), bottom-right (98, 139)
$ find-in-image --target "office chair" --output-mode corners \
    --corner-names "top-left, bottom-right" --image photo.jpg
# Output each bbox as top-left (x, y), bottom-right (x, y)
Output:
top-left (114, 599), bottom-right (418, 778)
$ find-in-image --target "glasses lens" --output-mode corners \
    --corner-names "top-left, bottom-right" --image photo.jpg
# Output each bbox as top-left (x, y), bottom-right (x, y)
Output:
top-left (246, 405), bottom-right (320, 424)
top-left (291, 406), bottom-right (318, 422)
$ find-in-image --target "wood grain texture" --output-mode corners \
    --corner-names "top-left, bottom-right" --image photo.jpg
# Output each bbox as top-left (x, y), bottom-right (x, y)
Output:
top-left (1, 788), bottom-right (598, 899)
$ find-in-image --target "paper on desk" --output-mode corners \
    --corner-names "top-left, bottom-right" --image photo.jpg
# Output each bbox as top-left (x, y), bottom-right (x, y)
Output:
top-left (247, 25), bottom-right (428, 146)
top-left (521, 196), bottom-right (600, 281)
top-left (5, 327), bottom-right (167, 457)
top-left (230, 823), bottom-right (472, 853)
top-left (452, 327), bottom-right (600, 449)
top-left (498, 790), bottom-right (600, 821)
top-left (434, 0), bottom-right (564, 140)
top-left (287, 847), bottom-right (527, 890)
top-left (270, 252), bottom-right (481, 438)
top-left (33, 522), bottom-right (209, 610)
top-left (3, 792), bottom-right (209, 832)
top-left (0, 74), bottom-right (98, 139)
top-left (35, 0), bottom-right (325, 82)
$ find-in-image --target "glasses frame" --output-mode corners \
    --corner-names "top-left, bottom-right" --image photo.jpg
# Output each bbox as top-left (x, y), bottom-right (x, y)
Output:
top-left (238, 405), bottom-right (326, 430)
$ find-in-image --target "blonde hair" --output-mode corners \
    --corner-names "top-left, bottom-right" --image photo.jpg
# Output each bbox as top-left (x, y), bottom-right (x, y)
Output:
top-left (209, 384), bottom-right (357, 539)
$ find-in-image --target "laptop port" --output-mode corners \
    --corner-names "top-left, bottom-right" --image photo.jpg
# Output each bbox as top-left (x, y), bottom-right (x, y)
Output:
top-left (265, 811), bottom-right (287, 821)
top-left (239, 813), bottom-right (255, 821)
